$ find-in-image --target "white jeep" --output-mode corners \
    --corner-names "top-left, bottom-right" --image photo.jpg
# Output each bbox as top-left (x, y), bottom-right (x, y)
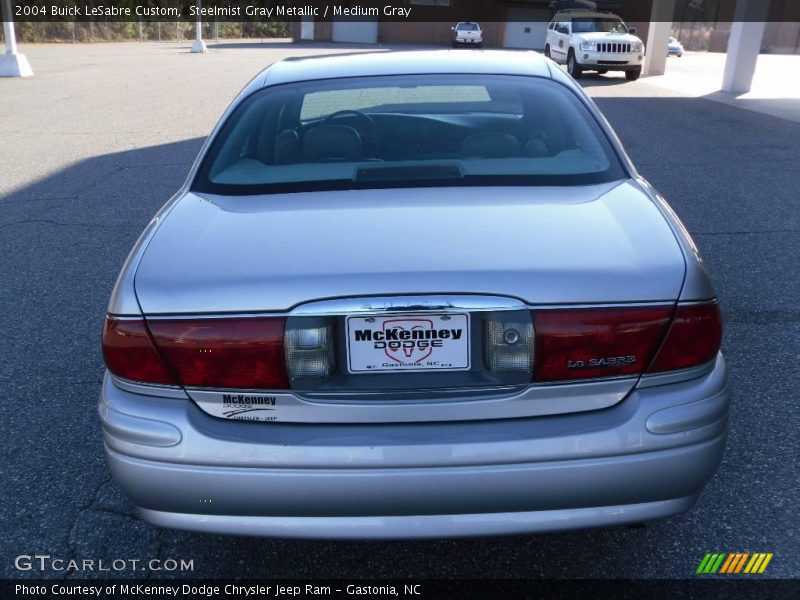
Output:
top-left (545, 10), bottom-right (645, 81)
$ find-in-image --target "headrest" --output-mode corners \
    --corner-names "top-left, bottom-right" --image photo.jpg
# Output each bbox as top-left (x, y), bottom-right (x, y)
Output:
top-left (303, 125), bottom-right (362, 162)
top-left (274, 129), bottom-right (301, 165)
top-left (460, 133), bottom-right (521, 158)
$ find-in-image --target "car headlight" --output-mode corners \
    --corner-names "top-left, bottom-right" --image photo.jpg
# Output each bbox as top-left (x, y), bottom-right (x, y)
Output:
top-left (580, 41), bottom-right (597, 51)
top-left (632, 42), bottom-right (644, 52)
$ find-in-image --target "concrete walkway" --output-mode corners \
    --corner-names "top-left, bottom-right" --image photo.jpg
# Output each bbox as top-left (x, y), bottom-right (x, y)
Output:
top-left (642, 51), bottom-right (800, 123)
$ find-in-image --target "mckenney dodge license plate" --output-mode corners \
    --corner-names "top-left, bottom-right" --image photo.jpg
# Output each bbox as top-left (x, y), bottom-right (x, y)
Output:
top-left (346, 314), bottom-right (470, 373)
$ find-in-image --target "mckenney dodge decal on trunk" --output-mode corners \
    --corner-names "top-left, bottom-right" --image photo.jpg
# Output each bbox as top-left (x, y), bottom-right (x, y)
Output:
top-left (346, 314), bottom-right (470, 373)
top-left (220, 394), bottom-right (277, 420)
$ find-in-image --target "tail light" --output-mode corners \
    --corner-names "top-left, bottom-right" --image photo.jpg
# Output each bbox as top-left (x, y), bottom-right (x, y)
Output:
top-left (146, 318), bottom-right (288, 389)
top-left (103, 301), bottom-right (721, 390)
top-left (648, 303), bottom-right (722, 373)
top-left (531, 302), bottom-right (722, 383)
top-left (102, 318), bottom-right (175, 385)
top-left (103, 316), bottom-right (330, 390)
top-left (103, 316), bottom-right (289, 388)
top-left (532, 307), bottom-right (672, 382)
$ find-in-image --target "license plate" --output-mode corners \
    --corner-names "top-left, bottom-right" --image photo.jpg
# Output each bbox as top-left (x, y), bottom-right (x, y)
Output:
top-left (346, 313), bottom-right (470, 373)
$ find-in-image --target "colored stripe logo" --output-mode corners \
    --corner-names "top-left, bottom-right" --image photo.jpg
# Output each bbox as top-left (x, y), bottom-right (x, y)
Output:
top-left (696, 552), bottom-right (773, 574)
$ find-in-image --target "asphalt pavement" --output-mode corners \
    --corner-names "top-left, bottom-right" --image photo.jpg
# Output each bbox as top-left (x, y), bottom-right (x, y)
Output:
top-left (1, 42), bottom-right (797, 580)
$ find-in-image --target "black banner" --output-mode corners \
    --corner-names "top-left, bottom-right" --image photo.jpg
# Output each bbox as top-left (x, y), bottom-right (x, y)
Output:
top-left (3, 0), bottom-right (798, 23)
top-left (3, 579), bottom-right (800, 600)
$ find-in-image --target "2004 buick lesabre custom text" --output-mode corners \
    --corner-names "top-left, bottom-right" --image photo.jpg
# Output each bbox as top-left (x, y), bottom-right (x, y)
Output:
top-left (99, 50), bottom-right (730, 539)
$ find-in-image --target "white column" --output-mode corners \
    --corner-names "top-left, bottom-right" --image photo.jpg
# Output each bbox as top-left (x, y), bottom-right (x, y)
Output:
top-left (721, 22), bottom-right (766, 92)
top-left (0, 0), bottom-right (33, 77)
top-left (191, 0), bottom-right (207, 53)
top-left (642, 0), bottom-right (675, 77)
top-left (722, 0), bottom-right (770, 93)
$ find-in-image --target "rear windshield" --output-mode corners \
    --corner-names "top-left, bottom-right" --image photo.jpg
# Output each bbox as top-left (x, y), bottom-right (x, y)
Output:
top-left (193, 74), bottom-right (626, 195)
top-left (456, 23), bottom-right (480, 31)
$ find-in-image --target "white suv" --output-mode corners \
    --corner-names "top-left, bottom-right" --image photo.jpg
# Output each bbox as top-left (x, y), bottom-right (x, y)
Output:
top-left (545, 10), bottom-right (645, 80)
top-left (451, 22), bottom-right (483, 47)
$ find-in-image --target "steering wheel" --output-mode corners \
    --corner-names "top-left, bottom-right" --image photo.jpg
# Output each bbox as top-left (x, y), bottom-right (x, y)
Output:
top-left (322, 110), bottom-right (377, 155)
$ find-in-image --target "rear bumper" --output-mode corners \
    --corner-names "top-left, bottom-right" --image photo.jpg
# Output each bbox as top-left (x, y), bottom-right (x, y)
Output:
top-left (100, 356), bottom-right (730, 539)
top-left (139, 497), bottom-right (698, 540)
top-left (111, 442), bottom-right (717, 539)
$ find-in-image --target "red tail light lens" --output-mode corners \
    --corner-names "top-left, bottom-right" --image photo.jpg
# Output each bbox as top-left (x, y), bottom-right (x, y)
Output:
top-left (648, 303), bottom-right (722, 373)
top-left (102, 318), bottom-right (175, 385)
top-left (147, 317), bottom-right (289, 389)
top-left (532, 307), bottom-right (672, 382)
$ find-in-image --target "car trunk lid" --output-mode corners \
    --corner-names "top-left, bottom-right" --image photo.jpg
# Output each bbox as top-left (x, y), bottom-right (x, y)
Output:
top-left (134, 181), bottom-right (685, 315)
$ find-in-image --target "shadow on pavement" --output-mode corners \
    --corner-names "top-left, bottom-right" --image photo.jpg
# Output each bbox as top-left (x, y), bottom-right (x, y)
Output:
top-left (576, 73), bottom-right (634, 86)
top-left (702, 90), bottom-right (800, 124)
top-left (0, 137), bottom-right (205, 578)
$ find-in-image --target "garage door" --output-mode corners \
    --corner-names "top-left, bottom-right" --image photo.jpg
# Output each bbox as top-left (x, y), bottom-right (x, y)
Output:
top-left (332, 18), bottom-right (378, 44)
top-left (504, 8), bottom-right (552, 50)
top-left (300, 17), bottom-right (314, 41)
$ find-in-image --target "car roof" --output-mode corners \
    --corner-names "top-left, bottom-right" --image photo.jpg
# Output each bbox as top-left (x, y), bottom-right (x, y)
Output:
top-left (555, 10), bottom-right (622, 19)
top-left (259, 50), bottom-right (553, 88)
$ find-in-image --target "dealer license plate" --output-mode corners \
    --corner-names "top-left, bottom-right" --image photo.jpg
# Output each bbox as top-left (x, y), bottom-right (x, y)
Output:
top-left (346, 313), bottom-right (470, 373)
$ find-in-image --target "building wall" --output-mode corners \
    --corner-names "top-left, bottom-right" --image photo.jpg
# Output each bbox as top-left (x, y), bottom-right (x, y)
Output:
top-left (291, 0), bottom-right (800, 55)
top-left (291, 0), bottom-right (513, 46)
top-left (762, 21), bottom-right (800, 54)
top-left (399, 21), bottom-right (504, 46)
top-left (673, 20), bottom-right (800, 55)
top-left (316, 21), bottom-right (333, 42)
top-left (672, 0), bottom-right (800, 54)
top-left (378, 22), bottom-right (454, 46)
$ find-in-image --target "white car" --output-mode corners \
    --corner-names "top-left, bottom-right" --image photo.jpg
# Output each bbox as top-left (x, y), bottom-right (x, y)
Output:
top-left (668, 36), bottom-right (685, 57)
top-left (545, 9), bottom-right (645, 80)
top-left (451, 22), bottom-right (483, 47)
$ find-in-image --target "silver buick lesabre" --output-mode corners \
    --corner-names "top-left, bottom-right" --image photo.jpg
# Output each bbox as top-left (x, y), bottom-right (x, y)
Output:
top-left (100, 50), bottom-right (730, 539)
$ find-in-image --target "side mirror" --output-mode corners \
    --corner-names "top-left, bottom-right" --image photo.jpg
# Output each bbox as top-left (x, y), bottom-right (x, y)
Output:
top-left (628, 27), bottom-right (637, 34)
top-left (450, 26), bottom-right (455, 31)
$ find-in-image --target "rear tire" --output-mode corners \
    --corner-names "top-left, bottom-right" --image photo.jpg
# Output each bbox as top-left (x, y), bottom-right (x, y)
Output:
top-left (544, 45), bottom-right (551, 59)
top-left (625, 67), bottom-right (642, 81)
top-left (567, 50), bottom-right (583, 79)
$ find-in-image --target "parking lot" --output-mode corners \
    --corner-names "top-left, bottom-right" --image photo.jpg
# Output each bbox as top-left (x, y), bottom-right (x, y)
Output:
top-left (1, 41), bottom-right (797, 579)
